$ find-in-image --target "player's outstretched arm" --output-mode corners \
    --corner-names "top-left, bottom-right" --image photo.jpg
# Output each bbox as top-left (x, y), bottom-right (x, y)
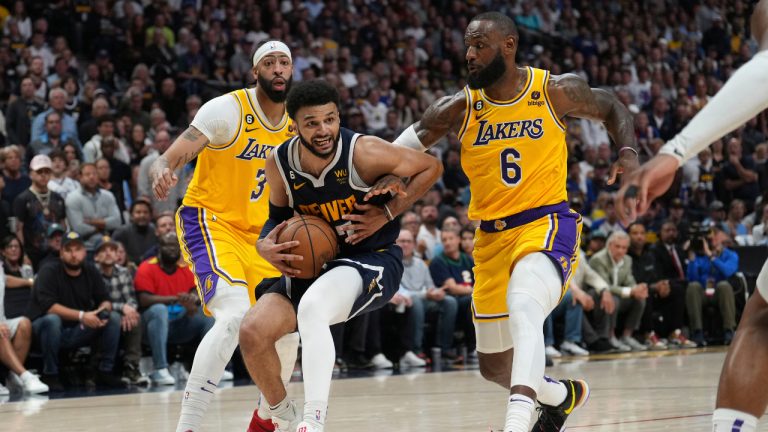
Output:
top-left (343, 136), bottom-right (443, 245)
top-left (149, 126), bottom-right (209, 200)
top-left (394, 90), bottom-right (466, 151)
top-left (548, 73), bottom-right (638, 184)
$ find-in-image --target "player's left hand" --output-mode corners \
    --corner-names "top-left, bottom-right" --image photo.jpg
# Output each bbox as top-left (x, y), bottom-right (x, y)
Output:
top-left (614, 153), bottom-right (679, 226)
top-left (364, 174), bottom-right (407, 202)
top-left (606, 148), bottom-right (640, 187)
top-left (342, 203), bottom-right (388, 245)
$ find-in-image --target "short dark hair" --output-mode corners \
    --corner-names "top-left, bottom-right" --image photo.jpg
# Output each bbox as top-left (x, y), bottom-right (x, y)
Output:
top-left (49, 149), bottom-right (65, 162)
top-left (130, 198), bottom-right (152, 214)
top-left (286, 79), bottom-right (340, 120)
top-left (97, 115), bottom-right (115, 127)
top-left (470, 12), bottom-right (518, 38)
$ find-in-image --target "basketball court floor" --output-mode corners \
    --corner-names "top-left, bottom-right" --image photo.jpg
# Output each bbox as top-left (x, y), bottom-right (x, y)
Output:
top-left (0, 348), bottom-right (742, 431)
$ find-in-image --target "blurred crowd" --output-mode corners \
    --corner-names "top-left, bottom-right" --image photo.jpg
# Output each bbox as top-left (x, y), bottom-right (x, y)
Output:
top-left (1, 0), bottom-right (767, 394)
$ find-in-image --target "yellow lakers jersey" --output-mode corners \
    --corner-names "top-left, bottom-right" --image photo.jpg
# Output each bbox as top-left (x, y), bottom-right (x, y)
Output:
top-left (458, 67), bottom-right (568, 221)
top-left (183, 88), bottom-right (294, 237)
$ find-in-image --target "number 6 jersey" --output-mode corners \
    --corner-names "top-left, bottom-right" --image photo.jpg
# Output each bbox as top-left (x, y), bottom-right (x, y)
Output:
top-left (458, 66), bottom-right (567, 221)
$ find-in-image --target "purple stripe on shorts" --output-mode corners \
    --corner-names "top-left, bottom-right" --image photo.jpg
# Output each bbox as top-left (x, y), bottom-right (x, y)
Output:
top-left (178, 206), bottom-right (219, 305)
top-left (541, 210), bottom-right (580, 286)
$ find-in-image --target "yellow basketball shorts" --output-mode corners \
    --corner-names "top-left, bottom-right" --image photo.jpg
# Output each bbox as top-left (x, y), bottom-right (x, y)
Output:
top-left (472, 202), bottom-right (582, 322)
top-left (176, 205), bottom-right (279, 314)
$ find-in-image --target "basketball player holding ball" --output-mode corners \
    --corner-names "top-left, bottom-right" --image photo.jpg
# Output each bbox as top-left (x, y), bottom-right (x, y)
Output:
top-left (239, 79), bottom-right (442, 432)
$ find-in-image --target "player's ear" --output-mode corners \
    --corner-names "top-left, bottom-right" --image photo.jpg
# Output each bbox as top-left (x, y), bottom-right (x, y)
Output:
top-left (504, 35), bottom-right (517, 55)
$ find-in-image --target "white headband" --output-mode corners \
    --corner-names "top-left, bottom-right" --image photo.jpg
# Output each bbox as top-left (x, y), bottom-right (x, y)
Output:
top-left (253, 40), bottom-right (292, 67)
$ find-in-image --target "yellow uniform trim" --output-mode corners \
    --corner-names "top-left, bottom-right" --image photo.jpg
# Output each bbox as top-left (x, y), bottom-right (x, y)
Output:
top-left (196, 208), bottom-right (248, 289)
top-left (479, 66), bottom-right (533, 106)
top-left (245, 89), bottom-right (288, 132)
top-left (456, 87), bottom-right (472, 141)
top-left (542, 70), bottom-right (567, 131)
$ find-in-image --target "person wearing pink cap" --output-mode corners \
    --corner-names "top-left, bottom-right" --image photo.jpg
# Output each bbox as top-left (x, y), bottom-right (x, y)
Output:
top-left (12, 154), bottom-right (67, 270)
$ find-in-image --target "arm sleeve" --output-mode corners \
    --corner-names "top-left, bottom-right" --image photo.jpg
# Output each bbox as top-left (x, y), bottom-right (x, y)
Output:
top-left (190, 94), bottom-right (240, 145)
top-left (259, 202), bottom-right (294, 239)
top-left (65, 194), bottom-right (96, 236)
top-left (660, 50), bottom-right (768, 165)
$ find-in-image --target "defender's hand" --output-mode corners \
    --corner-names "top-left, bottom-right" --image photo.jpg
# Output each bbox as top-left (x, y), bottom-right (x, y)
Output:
top-left (615, 154), bottom-right (679, 225)
top-left (342, 203), bottom-right (389, 245)
top-left (256, 221), bottom-right (303, 277)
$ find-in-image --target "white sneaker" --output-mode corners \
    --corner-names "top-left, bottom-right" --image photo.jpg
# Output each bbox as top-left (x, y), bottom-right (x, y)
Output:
top-left (545, 345), bottom-right (562, 357)
top-left (296, 420), bottom-right (322, 432)
top-left (270, 400), bottom-right (300, 432)
top-left (221, 369), bottom-right (234, 381)
top-left (370, 353), bottom-right (393, 369)
top-left (149, 368), bottom-right (176, 385)
top-left (621, 336), bottom-right (648, 351)
top-left (560, 341), bottom-right (590, 356)
top-left (0, 382), bottom-right (8, 396)
top-left (170, 362), bottom-right (189, 381)
top-left (399, 351), bottom-right (427, 367)
top-left (6, 372), bottom-right (23, 393)
top-left (609, 337), bottom-right (632, 352)
top-left (21, 372), bottom-right (49, 394)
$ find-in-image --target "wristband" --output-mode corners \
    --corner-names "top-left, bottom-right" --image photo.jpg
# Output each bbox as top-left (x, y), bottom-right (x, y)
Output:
top-left (619, 147), bottom-right (638, 157)
top-left (383, 203), bottom-right (394, 221)
top-left (78, 310), bottom-right (84, 322)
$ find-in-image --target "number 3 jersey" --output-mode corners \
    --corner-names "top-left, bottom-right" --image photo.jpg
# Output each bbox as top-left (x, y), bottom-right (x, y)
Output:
top-left (183, 88), bottom-right (295, 237)
top-left (273, 127), bottom-right (400, 255)
top-left (458, 66), bottom-right (568, 221)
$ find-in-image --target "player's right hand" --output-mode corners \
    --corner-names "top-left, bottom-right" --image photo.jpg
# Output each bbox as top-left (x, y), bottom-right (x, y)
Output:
top-left (256, 221), bottom-right (303, 278)
top-left (151, 166), bottom-right (179, 201)
top-left (614, 153), bottom-right (679, 226)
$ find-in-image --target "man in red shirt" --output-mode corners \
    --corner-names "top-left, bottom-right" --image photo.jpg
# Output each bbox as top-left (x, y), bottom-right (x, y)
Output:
top-left (136, 232), bottom-right (213, 386)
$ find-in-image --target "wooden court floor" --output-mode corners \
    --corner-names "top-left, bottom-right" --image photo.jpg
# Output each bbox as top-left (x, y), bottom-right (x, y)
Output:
top-left (0, 349), bottom-right (753, 431)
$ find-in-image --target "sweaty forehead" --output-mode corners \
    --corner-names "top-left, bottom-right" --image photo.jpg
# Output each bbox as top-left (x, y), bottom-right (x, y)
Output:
top-left (465, 20), bottom-right (499, 41)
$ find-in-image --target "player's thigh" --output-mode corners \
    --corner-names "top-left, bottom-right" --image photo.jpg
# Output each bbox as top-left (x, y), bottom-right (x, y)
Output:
top-left (242, 291), bottom-right (297, 343)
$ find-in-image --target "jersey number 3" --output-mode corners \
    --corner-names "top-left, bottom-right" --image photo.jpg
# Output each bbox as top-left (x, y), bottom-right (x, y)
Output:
top-left (500, 148), bottom-right (522, 186)
top-left (250, 169), bottom-right (267, 201)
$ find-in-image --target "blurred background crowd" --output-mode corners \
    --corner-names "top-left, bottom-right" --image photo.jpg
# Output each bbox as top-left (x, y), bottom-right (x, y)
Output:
top-left (1, 0), bottom-right (767, 394)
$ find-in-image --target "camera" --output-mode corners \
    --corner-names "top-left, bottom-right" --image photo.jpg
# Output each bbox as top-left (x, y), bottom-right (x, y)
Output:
top-left (97, 310), bottom-right (110, 320)
top-left (688, 222), bottom-right (711, 254)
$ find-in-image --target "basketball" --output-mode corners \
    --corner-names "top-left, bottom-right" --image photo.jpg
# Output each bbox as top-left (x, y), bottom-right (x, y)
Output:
top-left (276, 214), bottom-right (339, 278)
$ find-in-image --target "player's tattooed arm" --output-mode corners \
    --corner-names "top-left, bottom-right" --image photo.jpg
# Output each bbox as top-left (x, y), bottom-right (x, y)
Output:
top-left (149, 126), bottom-right (209, 200)
top-left (414, 91), bottom-right (467, 148)
top-left (548, 73), bottom-right (636, 152)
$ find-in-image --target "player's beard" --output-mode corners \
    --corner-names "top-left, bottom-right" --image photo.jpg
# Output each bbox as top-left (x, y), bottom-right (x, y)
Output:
top-left (467, 51), bottom-right (506, 89)
top-left (258, 74), bottom-right (292, 103)
top-left (298, 131), bottom-right (339, 159)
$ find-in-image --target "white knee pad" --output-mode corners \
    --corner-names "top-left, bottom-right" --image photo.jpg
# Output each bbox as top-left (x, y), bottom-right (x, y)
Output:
top-left (205, 282), bottom-right (252, 362)
top-left (757, 259), bottom-right (768, 301)
top-left (508, 253), bottom-right (563, 313)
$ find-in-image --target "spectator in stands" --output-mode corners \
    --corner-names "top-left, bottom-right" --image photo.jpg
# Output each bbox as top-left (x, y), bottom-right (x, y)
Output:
top-left (1, 235), bottom-right (33, 324)
top-left (442, 148), bottom-right (469, 193)
top-left (752, 204), bottom-right (768, 246)
top-left (591, 198), bottom-right (625, 235)
top-left (417, 204), bottom-right (440, 261)
top-left (400, 210), bottom-right (421, 241)
top-left (29, 111), bottom-right (81, 158)
top-left (139, 212), bottom-right (174, 262)
top-left (396, 229), bottom-right (450, 366)
top-left (47, 150), bottom-right (80, 200)
top-left (724, 199), bottom-right (749, 242)
top-left (685, 227), bottom-right (738, 346)
top-left (96, 137), bottom-right (132, 214)
top-left (30, 88), bottom-right (80, 147)
top-left (647, 96), bottom-right (677, 141)
top-left (627, 222), bottom-right (667, 350)
top-left (722, 137), bottom-right (760, 209)
top-left (65, 163), bottom-right (122, 253)
top-left (27, 231), bottom-right (124, 391)
top-left (589, 231), bottom-right (648, 352)
top-left (13, 155), bottom-right (67, 269)
top-left (5, 76), bottom-right (44, 148)
top-left (459, 227), bottom-right (474, 256)
top-left (83, 116), bottom-right (131, 164)
top-left (38, 223), bottom-right (64, 269)
top-left (544, 277), bottom-right (591, 357)
top-left (1, 146), bottom-right (31, 205)
top-left (113, 199), bottom-right (157, 265)
top-left (93, 235), bottom-right (146, 385)
top-left (126, 123), bottom-right (152, 165)
top-left (78, 96), bottom-right (110, 143)
top-left (137, 130), bottom-right (181, 214)
top-left (705, 200), bottom-right (728, 232)
top-left (429, 229), bottom-right (475, 360)
top-left (136, 232), bottom-right (213, 386)
top-left (0, 263), bottom-right (48, 395)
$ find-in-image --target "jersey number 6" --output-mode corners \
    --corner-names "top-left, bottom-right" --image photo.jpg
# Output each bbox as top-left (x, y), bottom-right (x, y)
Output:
top-left (250, 168), bottom-right (267, 201)
top-left (500, 148), bottom-right (522, 186)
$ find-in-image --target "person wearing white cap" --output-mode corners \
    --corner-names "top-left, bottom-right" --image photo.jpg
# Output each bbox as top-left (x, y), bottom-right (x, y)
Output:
top-left (149, 40), bottom-right (300, 432)
top-left (13, 154), bottom-right (67, 269)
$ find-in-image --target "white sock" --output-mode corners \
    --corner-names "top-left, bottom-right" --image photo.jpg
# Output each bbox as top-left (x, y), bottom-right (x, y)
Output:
top-left (538, 375), bottom-right (567, 406)
top-left (303, 400), bottom-right (328, 428)
top-left (504, 394), bottom-right (535, 432)
top-left (268, 396), bottom-right (293, 419)
top-left (712, 408), bottom-right (758, 432)
top-left (176, 373), bottom-right (219, 432)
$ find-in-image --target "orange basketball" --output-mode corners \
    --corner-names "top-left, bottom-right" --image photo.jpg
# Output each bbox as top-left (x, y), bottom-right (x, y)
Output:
top-left (276, 215), bottom-right (339, 279)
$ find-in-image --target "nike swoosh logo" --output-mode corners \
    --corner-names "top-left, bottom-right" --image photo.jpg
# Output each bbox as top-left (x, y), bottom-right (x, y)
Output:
top-left (200, 387), bottom-right (215, 394)
top-left (475, 112), bottom-right (490, 121)
top-left (293, 182), bottom-right (306, 190)
top-left (245, 127), bottom-right (259, 133)
top-left (206, 380), bottom-right (218, 387)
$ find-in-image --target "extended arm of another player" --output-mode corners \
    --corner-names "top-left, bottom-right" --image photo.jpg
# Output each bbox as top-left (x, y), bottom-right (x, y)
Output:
top-left (393, 91), bottom-right (466, 150)
top-left (149, 126), bottom-right (209, 200)
top-left (659, 50), bottom-right (768, 164)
